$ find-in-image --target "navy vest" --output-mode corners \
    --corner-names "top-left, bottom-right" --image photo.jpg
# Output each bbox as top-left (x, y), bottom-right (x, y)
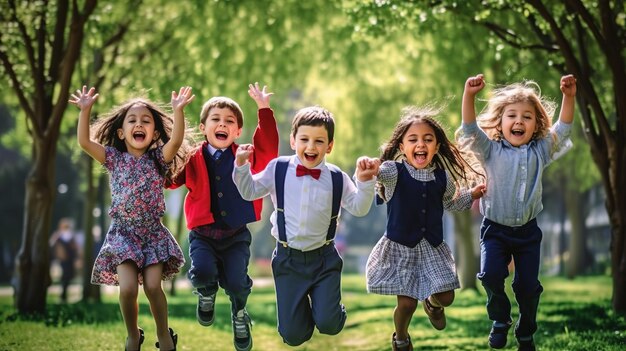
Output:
top-left (385, 162), bottom-right (446, 247)
top-left (204, 146), bottom-right (256, 229)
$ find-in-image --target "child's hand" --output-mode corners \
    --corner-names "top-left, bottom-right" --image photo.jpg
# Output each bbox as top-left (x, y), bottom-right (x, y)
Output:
top-left (464, 74), bottom-right (485, 97)
top-left (560, 75), bottom-right (577, 97)
top-left (69, 86), bottom-right (99, 110)
top-left (355, 157), bottom-right (380, 182)
top-left (471, 184), bottom-right (487, 200)
top-left (248, 82), bottom-right (273, 109)
top-left (235, 144), bottom-right (254, 167)
top-left (171, 86), bottom-right (195, 112)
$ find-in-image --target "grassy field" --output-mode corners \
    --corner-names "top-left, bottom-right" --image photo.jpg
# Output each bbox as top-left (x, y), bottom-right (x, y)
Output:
top-left (0, 275), bottom-right (624, 350)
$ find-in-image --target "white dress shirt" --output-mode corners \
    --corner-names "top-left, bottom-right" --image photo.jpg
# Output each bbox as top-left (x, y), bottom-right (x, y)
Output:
top-left (233, 155), bottom-right (376, 251)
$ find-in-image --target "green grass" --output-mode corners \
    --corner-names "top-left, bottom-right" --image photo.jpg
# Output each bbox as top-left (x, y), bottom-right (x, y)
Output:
top-left (0, 275), bottom-right (624, 350)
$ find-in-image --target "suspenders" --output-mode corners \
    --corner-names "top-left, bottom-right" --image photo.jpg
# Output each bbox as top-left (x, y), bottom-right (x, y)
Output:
top-left (274, 156), bottom-right (343, 246)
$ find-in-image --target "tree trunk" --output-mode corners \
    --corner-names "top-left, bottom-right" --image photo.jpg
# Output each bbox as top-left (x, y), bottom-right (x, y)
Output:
top-left (453, 210), bottom-right (478, 290)
top-left (564, 189), bottom-right (592, 278)
top-left (608, 182), bottom-right (626, 314)
top-left (81, 155), bottom-right (101, 302)
top-left (15, 139), bottom-right (57, 314)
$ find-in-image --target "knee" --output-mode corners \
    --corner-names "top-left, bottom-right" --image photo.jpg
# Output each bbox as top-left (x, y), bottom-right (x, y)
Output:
top-left (142, 281), bottom-right (164, 300)
top-left (512, 281), bottom-right (543, 297)
top-left (432, 291), bottom-right (455, 307)
top-left (189, 264), bottom-right (218, 284)
top-left (478, 269), bottom-right (507, 289)
top-left (280, 326), bottom-right (314, 347)
top-left (119, 284), bottom-right (138, 302)
top-left (315, 314), bottom-right (346, 336)
top-left (396, 297), bottom-right (418, 315)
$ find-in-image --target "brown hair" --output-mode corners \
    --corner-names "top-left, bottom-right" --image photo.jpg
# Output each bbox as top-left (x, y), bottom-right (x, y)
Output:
top-left (291, 106), bottom-right (335, 142)
top-left (380, 105), bottom-right (483, 185)
top-left (200, 96), bottom-right (244, 127)
top-left (92, 97), bottom-right (193, 183)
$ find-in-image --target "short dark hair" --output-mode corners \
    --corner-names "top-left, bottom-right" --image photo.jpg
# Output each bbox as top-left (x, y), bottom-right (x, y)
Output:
top-left (291, 106), bottom-right (335, 142)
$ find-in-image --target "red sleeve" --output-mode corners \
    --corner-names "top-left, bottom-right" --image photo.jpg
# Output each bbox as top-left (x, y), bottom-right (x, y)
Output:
top-left (250, 107), bottom-right (279, 173)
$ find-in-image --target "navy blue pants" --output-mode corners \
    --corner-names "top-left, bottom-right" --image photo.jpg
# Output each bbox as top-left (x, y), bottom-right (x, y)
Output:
top-left (477, 217), bottom-right (543, 339)
top-left (271, 243), bottom-right (346, 346)
top-left (188, 229), bottom-right (253, 313)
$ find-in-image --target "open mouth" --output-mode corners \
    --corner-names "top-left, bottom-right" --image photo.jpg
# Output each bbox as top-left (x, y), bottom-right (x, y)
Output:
top-left (511, 129), bottom-right (525, 137)
top-left (215, 131), bottom-right (228, 141)
top-left (413, 151), bottom-right (428, 164)
top-left (133, 131), bottom-right (146, 142)
top-left (304, 153), bottom-right (317, 162)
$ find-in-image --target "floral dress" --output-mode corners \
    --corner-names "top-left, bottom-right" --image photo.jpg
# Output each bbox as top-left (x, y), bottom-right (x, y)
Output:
top-left (91, 146), bottom-right (185, 286)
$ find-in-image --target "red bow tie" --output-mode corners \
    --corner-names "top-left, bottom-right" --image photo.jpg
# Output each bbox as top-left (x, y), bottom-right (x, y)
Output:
top-left (296, 164), bottom-right (321, 180)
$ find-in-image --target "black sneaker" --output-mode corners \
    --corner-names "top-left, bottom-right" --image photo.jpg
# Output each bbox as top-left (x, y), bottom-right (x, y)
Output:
top-left (232, 309), bottom-right (253, 351)
top-left (488, 321), bottom-right (512, 349)
top-left (194, 290), bottom-right (216, 326)
top-left (517, 337), bottom-right (536, 351)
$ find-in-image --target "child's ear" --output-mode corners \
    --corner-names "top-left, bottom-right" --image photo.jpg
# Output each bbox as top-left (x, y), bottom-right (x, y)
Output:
top-left (399, 142), bottom-right (405, 154)
top-left (153, 130), bottom-right (160, 141)
top-left (326, 140), bottom-right (334, 154)
top-left (234, 127), bottom-right (242, 138)
top-left (117, 129), bottom-right (124, 140)
top-left (290, 134), bottom-right (296, 151)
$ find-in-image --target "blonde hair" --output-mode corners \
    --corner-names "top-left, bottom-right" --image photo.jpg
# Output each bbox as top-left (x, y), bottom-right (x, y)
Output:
top-left (478, 80), bottom-right (556, 141)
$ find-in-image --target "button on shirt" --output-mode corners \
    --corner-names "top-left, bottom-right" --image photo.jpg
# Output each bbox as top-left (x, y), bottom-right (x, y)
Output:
top-left (233, 155), bottom-right (376, 251)
top-left (459, 120), bottom-right (572, 226)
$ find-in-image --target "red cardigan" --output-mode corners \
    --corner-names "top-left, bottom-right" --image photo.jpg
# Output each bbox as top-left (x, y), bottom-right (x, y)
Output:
top-left (169, 108), bottom-right (279, 230)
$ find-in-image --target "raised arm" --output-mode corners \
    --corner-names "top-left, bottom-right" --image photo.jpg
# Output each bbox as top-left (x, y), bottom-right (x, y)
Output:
top-left (70, 86), bottom-right (105, 164)
top-left (248, 82), bottom-right (273, 109)
top-left (558, 75), bottom-right (577, 124)
top-left (249, 82), bottom-right (279, 169)
top-left (462, 74), bottom-right (485, 125)
top-left (163, 86), bottom-right (195, 163)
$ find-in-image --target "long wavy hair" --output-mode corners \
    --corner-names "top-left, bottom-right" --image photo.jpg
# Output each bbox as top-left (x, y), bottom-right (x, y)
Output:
top-left (91, 97), bottom-right (193, 183)
top-left (477, 80), bottom-right (556, 141)
top-left (380, 105), bottom-right (484, 187)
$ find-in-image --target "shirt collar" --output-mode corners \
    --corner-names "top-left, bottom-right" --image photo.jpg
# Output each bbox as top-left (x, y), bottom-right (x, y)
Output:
top-left (293, 155), bottom-right (326, 170)
top-left (206, 144), bottom-right (227, 155)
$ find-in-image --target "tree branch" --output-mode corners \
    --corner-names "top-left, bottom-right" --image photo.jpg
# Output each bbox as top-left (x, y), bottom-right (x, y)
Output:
top-left (564, 0), bottom-right (607, 50)
top-left (481, 21), bottom-right (558, 52)
top-left (49, 0), bottom-right (69, 83)
top-left (527, 0), bottom-right (612, 141)
top-left (49, 0), bottom-right (98, 137)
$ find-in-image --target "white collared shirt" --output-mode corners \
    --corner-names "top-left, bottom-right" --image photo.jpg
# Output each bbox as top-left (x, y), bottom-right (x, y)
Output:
top-left (233, 155), bottom-right (376, 251)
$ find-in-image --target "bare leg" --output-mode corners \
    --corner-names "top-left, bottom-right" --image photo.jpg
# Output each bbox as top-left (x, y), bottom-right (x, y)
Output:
top-left (394, 295), bottom-right (417, 341)
top-left (431, 290), bottom-right (455, 307)
top-left (117, 261), bottom-right (142, 351)
top-left (143, 263), bottom-right (174, 350)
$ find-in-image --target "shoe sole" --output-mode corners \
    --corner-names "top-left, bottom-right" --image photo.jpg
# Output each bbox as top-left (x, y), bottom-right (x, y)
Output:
top-left (234, 339), bottom-right (252, 351)
top-left (196, 309), bottom-right (214, 327)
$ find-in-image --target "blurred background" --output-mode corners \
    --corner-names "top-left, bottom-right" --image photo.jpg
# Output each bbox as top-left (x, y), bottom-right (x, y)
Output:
top-left (0, 0), bottom-right (623, 316)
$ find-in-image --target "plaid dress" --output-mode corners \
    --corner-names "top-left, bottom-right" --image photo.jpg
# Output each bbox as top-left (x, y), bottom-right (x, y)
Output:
top-left (366, 160), bottom-right (472, 300)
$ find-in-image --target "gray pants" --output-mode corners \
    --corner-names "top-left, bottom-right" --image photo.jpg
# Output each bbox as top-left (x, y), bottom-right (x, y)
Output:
top-left (271, 243), bottom-right (346, 346)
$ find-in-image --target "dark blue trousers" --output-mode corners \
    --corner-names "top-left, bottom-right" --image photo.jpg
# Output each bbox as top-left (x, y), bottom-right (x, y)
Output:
top-left (477, 217), bottom-right (543, 339)
top-left (188, 229), bottom-right (253, 313)
top-left (271, 243), bottom-right (346, 346)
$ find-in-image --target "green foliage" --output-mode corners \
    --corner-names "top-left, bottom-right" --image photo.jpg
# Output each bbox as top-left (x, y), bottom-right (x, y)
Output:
top-left (0, 275), bottom-right (624, 350)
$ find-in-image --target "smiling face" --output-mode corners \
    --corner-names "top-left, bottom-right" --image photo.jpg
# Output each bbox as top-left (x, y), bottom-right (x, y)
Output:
top-left (399, 121), bottom-right (439, 169)
top-left (500, 101), bottom-right (538, 147)
top-left (117, 104), bottom-right (158, 158)
top-left (200, 106), bottom-right (242, 149)
top-left (290, 124), bottom-right (333, 169)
